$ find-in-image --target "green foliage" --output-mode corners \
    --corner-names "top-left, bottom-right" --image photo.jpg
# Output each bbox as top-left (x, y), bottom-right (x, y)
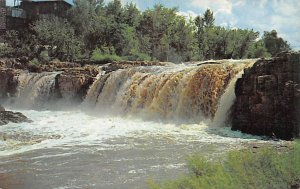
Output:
top-left (3, 30), bottom-right (39, 58)
top-left (247, 40), bottom-right (271, 58)
top-left (39, 50), bottom-right (51, 63)
top-left (125, 52), bottom-right (151, 61)
top-left (2, 1), bottom-right (293, 62)
top-left (0, 43), bottom-right (13, 57)
top-left (149, 141), bottom-right (300, 189)
top-left (28, 58), bottom-right (40, 66)
top-left (262, 30), bottom-right (291, 56)
top-left (137, 4), bottom-right (194, 62)
top-left (90, 48), bottom-right (122, 63)
top-left (33, 17), bottom-right (82, 61)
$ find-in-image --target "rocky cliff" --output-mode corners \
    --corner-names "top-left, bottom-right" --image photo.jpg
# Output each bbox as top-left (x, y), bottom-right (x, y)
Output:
top-left (232, 52), bottom-right (300, 140)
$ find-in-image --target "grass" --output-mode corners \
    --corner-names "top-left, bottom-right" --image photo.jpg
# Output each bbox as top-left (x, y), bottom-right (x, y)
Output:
top-left (148, 141), bottom-right (300, 189)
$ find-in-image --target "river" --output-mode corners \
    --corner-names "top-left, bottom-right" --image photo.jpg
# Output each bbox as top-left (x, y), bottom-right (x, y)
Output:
top-left (0, 109), bottom-right (278, 189)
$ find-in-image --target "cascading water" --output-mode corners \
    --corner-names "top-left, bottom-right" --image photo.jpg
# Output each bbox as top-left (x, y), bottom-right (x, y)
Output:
top-left (12, 72), bottom-right (59, 109)
top-left (1, 59), bottom-right (273, 189)
top-left (83, 60), bottom-right (256, 123)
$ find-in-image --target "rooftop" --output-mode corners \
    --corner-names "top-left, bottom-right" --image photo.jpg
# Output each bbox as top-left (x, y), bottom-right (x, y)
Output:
top-left (22, 0), bottom-right (72, 5)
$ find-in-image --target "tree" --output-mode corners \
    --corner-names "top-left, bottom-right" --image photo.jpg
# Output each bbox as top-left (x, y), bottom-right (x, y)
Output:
top-left (3, 30), bottom-right (38, 58)
top-left (194, 15), bottom-right (205, 59)
top-left (203, 9), bottom-right (214, 27)
top-left (137, 4), bottom-right (194, 62)
top-left (246, 40), bottom-right (271, 58)
top-left (33, 17), bottom-right (82, 61)
top-left (68, 0), bottom-right (106, 56)
top-left (123, 2), bottom-right (141, 27)
top-left (262, 30), bottom-right (291, 56)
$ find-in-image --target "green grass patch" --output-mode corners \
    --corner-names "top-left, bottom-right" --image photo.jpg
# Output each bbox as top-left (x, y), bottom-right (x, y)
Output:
top-left (149, 141), bottom-right (300, 189)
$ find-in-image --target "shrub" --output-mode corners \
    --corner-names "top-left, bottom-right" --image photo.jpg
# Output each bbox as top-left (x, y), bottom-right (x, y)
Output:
top-left (125, 52), bottom-right (152, 61)
top-left (39, 50), bottom-right (51, 63)
top-left (0, 43), bottom-right (13, 57)
top-left (27, 58), bottom-right (41, 72)
top-left (149, 141), bottom-right (300, 189)
top-left (90, 48), bottom-right (122, 63)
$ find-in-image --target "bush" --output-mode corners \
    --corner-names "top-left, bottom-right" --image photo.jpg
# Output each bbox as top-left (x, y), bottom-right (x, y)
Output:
top-left (39, 50), bottom-right (51, 63)
top-left (28, 58), bottom-right (40, 66)
top-left (125, 52), bottom-right (152, 61)
top-left (149, 141), bottom-right (300, 189)
top-left (27, 58), bottom-right (41, 72)
top-left (0, 43), bottom-right (13, 57)
top-left (90, 48), bottom-right (122, 63)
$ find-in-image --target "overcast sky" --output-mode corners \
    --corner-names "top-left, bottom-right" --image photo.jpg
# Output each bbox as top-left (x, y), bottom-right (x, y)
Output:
top-left (6, 0), bottom-right (300, 50)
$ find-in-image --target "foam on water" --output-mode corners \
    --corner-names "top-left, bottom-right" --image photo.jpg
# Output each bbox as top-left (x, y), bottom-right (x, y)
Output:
top-left (0, 109), bottom-right (263, 156)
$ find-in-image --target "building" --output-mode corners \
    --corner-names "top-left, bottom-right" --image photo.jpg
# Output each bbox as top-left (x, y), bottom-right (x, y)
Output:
top-left (0, 0), bottom-right (71, 35)
top-left (20, 0), bottom-right (72, 20)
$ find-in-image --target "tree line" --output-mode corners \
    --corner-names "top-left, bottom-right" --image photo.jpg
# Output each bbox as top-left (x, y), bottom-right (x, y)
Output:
top-left (0, 0), bottom-right (291, 63)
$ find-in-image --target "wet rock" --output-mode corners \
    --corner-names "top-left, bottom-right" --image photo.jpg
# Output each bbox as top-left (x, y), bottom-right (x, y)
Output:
top-left (0, 58), bottom-right (27, 69)
top-left (57, 66), bottom-right (99, 102)
top-left (0, 68), bottom-right (19, 99)
top-left (0, 111), bottom-right (32, 126)
top-left (232, 52), bottom-right (300, 140)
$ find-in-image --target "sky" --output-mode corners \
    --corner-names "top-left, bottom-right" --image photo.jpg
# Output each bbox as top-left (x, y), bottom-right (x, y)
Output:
top-left (6, 0), bottom-right (300, 50)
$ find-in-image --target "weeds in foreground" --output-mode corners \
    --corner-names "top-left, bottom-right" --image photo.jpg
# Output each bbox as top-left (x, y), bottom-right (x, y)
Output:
top-left (149, 141), bottom-right (300, 189)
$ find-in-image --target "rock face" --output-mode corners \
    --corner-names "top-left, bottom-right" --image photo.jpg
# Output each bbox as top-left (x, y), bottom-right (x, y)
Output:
top-left (232, 52), bottom-right (300, 140)
top-left (57, 66), bottom-right (99, 103)
top-left (0, 110), bottom-right (32, 126)
top-left (0, 68), bottom-right (19, 99)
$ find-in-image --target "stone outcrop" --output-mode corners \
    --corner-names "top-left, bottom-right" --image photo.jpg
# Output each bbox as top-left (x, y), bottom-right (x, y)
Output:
top-left (57, 66), bottom-right (99, 102)
top-left (0, 68), bottom-right (19, 99)
top-left (232, 52), bottom-right (300, 140)
top-left (0, 110), bottom-right (32, 126)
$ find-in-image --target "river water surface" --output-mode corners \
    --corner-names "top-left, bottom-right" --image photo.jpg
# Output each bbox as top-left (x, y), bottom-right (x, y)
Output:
top-left (0, 109), bottom-right (279, 189)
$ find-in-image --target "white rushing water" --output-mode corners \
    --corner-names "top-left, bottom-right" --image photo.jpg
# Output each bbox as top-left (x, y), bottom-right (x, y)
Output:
top-left (0, 109), bottom-right (264, 157)
top-left (0, 109), bottom-right (270, 189)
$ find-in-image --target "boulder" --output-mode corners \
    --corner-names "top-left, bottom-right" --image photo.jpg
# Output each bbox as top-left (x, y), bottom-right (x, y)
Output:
top-left (232, 52), bottom-right (300, 140)
top-left (0, 111), bottom-right (32, 126)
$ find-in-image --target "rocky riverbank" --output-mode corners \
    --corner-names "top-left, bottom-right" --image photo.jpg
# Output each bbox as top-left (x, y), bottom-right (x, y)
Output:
top-left (232, 52), bottom-right (300, 140)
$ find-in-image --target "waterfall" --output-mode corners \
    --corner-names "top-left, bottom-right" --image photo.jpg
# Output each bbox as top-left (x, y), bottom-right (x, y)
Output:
top-left (12, 72), bottom-right (59, 109)
top-left (7, 59), bottom-right (256, 124)
top-left (83, 60), bottom-right (256, 123)
top-left (212, 60), bottom-right (256, 126)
